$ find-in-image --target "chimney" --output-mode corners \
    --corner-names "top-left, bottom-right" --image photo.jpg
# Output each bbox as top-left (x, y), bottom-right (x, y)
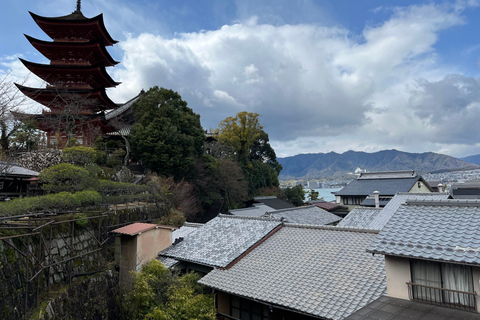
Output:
top-left (373, 191), bottom-right (380, 208)
top-left (437, 183), bottom-right (444, 193)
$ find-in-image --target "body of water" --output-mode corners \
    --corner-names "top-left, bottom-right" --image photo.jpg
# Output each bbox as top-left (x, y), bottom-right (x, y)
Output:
top-left (304, 187), bottom-right (341, 202)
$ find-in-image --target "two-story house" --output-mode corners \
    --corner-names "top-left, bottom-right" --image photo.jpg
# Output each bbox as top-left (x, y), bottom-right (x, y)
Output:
top-left (334, 171), bottom-right (432, 211)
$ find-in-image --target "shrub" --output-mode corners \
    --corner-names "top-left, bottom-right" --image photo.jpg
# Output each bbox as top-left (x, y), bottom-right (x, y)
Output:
top-left (0, 190), bottom-right (102, 216)
top-left (61, 146), bottom-right (97, 166)
top-left (39, 163), bottom-right (98, 194)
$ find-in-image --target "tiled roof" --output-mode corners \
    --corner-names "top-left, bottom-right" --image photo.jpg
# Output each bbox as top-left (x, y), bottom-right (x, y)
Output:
top-left (159, 215), bottom-right (282, 268)
top-left (172, 223), bottom-right (203, 243)
top-left (111, 222), bottom-right (158, 236)
top-left (335, 171), bottom-right (424, 196)
top-left (264, 205), bottom-right (341, 225)
top-left (229, 204), bottom-right (276, 218)
top-left (368, 199), bottom-right (480, 265)
top-left (344, 296), bottom-right (480, 320)
top-left (254, 196), bottom-right (295, 209)
top-left (337, 207), bottom-right (383, 229)
top-left (0, 162), bottom-right (39, 177)
top-left (105, 92), bottom-right (142, 120)
top-left (158, 256), bottom-right (180, 269)
top-left (368, 192), bottom-right (450, 230)
top-left (308, 200), bottom-right (342, 211)
top-left (199, 225), bottom-right (386, 320)
top-left (359, 197), bottom-right (390, 207)
top-left (357, 171), bottom-right (417, 180)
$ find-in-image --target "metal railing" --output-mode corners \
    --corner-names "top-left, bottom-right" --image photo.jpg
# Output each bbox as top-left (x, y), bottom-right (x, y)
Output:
top-left (407, 282), bottom-right (477, 312)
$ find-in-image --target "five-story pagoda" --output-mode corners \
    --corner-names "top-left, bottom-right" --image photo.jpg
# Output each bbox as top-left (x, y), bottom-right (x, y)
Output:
top-left (15, 0), bottom-right (121, 147)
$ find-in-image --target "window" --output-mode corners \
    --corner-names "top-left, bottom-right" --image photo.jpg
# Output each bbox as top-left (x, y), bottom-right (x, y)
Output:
top-left (343, 197), bottom-right (361, 205)
top-left (231, 296), bottom-right (269, 320)
top-left (410, 260), bottom-right (474, 308)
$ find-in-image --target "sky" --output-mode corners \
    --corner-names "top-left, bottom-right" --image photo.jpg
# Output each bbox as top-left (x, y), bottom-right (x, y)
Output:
top-left (2, 0), bottom-right (480, 158)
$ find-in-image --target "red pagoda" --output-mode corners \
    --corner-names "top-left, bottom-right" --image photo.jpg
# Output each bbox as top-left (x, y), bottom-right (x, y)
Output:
top-left (15, 1), bottom-right (122, 147)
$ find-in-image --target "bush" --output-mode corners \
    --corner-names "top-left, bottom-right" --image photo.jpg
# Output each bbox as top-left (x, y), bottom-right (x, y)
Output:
top-left (39, 163), bottom-right (98, 193)
top-left (0, 190), bottom-right (102, 216)
top-left (98, 180), bottom-right (150, 196)
top-left (61, 146), bottom-right (97, 166)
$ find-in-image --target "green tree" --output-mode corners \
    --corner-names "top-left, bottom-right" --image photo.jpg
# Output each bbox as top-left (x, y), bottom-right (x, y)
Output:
top-left (283, 185), bottom-right (305, 206)
top-left (217, 111), bottom-right (263, 163)
top-left (10, 120), bottom-right (41, 152)
top-left (130, 87), bottom-right (205, 181)
top-left (145, 272), bottom-right (216, 320)
top-left (216, 112), bottom-right (281, 196)
top-left (122, 260), bottom-right (215, 320)
top-left (39, 163), bottom-right (98, 193)
top-left (308, 189), bottom-right (320, 201)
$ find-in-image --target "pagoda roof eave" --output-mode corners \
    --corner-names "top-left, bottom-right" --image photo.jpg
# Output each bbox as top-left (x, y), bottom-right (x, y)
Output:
top-left (15, 83), bottom-right (119, 111)
top-left (24, 34), bottom-right (119, 66)
top-left (19, 58), bottom-right (121, 88)
top-left (29, 11), bottom-right (118, 46)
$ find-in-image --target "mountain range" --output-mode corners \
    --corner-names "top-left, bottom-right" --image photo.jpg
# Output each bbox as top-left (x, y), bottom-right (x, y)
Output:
top-left (278, 149), bottom-right (480, 180)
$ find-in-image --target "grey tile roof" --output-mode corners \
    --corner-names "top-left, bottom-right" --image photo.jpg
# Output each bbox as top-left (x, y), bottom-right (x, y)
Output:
top-left (229, 204), bottom-right (276, 218)
top-left (368, 192), bottom-right (450, 230)
top-left (335, 171), bottom-right (425, 196)
top-left (105, 92), bottom-right (142, 120)
top-left (368, 199), bottom-right (480, 265)
top-left (263, 205), bottom-right (341, 225)
top-left (344, 296), bottom-right (480, 320)
top-left (0, 162), bottom-right (39, 177)
top-left (159, 215), bottom-right (282, 268)
top-left (158, 256), bottom-right (180, 268)
top-left (337, 207), bottom-right (383, 229)
top-left (172, 222), bottom-right (203, 243)
top-left (199, 225), bottom-right (386, 320)
top-left (254, 196), bottom-right (295, 209)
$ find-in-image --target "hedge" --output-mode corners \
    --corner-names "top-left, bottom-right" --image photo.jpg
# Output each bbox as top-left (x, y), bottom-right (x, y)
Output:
top-left (0, 190), bottom-right (102, 216)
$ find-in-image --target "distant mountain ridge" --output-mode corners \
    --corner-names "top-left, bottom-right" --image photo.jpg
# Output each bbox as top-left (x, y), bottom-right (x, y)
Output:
top-left (460, 154), bottom-right (480, 165)
top-left (278, 149), bottom-right (480, 180)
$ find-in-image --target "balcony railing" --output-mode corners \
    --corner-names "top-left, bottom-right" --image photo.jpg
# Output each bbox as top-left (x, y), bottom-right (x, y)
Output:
top-left (407, 282), bottom-right (477, 312)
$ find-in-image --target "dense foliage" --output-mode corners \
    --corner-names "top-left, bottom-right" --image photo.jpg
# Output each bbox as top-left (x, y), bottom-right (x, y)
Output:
top-left (130, 87), bottom-right (205, 181)
top-left (122, 260), bottom-right (215, 320)
top-left (39, 163), bottom-right (98, 193)
top-left (283, 185), bottom-right (305, 206)
top-left (61, 146), bottom-right (97, 166)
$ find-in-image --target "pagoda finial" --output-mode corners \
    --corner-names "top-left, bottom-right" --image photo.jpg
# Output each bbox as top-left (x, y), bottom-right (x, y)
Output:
top-left (75, 0), bottom-right (81, 13)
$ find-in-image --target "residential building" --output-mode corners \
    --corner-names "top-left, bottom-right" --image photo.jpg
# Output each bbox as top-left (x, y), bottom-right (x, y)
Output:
top-left (346, 199), bottom-right (480, 318)
top-left (334, 171), bottom-right (432, 211)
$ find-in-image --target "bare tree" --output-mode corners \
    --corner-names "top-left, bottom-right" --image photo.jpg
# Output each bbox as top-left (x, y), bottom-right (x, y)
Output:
top-left (0, 71), bottom-right (30, 151)
top-left (39, 90), bottom-right (105, 147)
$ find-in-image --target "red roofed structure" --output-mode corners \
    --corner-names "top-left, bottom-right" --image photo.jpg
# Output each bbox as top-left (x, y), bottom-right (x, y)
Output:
top-left (16, 2), bottom-right (122, 147)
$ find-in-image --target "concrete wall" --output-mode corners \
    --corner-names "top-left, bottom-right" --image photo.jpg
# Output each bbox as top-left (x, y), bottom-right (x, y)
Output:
top-left (136, 227), bottom-right (172, 270)
top-left (385, 255), bottom-right (411, 300)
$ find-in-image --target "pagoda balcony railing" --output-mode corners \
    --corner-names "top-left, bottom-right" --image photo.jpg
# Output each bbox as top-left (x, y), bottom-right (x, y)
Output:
top-left (407, 282), bottom-right (477, 312)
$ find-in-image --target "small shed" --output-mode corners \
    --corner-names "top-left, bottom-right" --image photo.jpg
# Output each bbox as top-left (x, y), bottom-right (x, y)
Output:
top-left (111, 222), bottom-right (177, 288)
